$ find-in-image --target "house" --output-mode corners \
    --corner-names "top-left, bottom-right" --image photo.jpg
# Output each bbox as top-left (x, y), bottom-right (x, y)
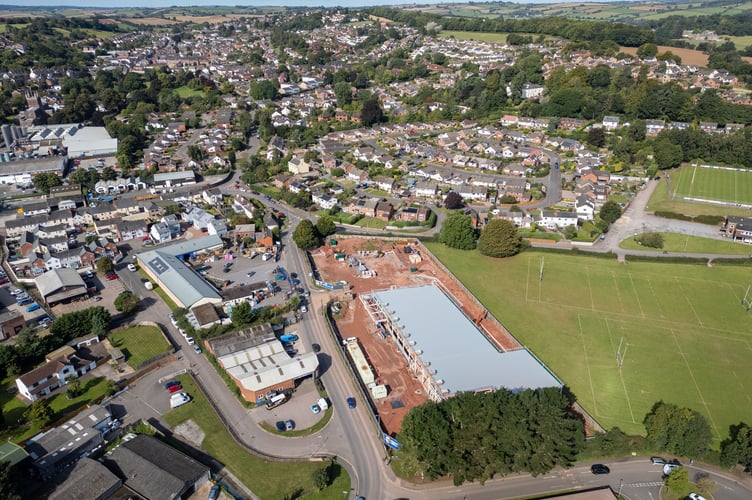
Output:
top-left (287, 157), bottom-right (310, 175)
top-left (0, 310), bottom-right (26, 341)
top-left (645, 119), bottom-right (666, 136)
top-left (16, 350), bottom-right (96, 401)
top-left (395, 206), bottom-right (430, 223)
top-left (150, 221), bottom-right (172, 243)
top-left (456, 186), bottom-right (488, 201)
top-left (374, 201), bottom-right (394, 221)
top-left (116, 219), bottom-right (148, 241)
top-left (343, 197), bottom-right (378, 217)
top-left (537, 210), bottom-right (579, 229)
top-left (721, 216), bottom-right (752, 243)
top-left (521, 82), bottom-right (544, 99)
top-left (312, 192), bottom-right (338, 210)
top-left (26, 405), bottom-right (112, 478)
top-left (183, 206), bottom-right (214, 231)
top-left (602, 116), bottom-right (620, 130)
top-left (207, 219), bottom-right (228, 236)
top-left (202, 188), bottom-right (223, 206)
top-left (374, 176), bottom-right (396, 193)
top-left (575, 195), bottom-right (596, 221)
top-left (102, 434), bottom-right (210, 500)
top-left (699, 121), bottom-right (719, 134)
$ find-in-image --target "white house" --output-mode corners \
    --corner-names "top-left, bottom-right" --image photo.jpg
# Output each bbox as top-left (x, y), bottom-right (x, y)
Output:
top-left (312, 192), bottom-right (338, 210)
top-left (575, 195), bottom-right (596, 221)
top-left (537, 210), bottom-right (579, 229)
top-left (602, 116), bottom-right (620, 131)
top-left (521, 82), bottom-right (544, 99)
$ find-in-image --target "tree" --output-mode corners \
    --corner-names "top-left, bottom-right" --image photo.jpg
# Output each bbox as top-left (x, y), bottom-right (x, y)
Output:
top-left (0, 462), bottom-right (21, 500)
top-left (636, 231), bottom-right (664, 248)
top-left (231, 301), bottom-right (254, 326)
top-left (586, 127), bottom-right (606, 148)
top-left (644, 401), bottom-right (712, 457)
top-left (498, 194), bottom-right (519, 204)
top-left (637, 43), bottom-right (658, 58)
top-left (563, 225), bottom-right (578, 240)
top-left (100, 166), bottom-right (117, 181)
top-left (334, 81), bottom-right (352, 108)
top-left (316, 215), bottom-right (336, 237)
top-left (311, 463), bottom-right (331, 491)
top-left (66, 377), bottom-right (82, 399)
top-left (599, 200), bottom-right (622, 225)
top-left (28, 399), bottom-right (54, 428)
top-left (721, 423), bottom-right (752, 470)
top-left (654, 138), bottom-right (683, 169)
top-left (443, 191), bottom-right (464, 209)
top-left (478, 219), bottom-right (521, 258)
top-left (439, 213), bottom-right (476, 250)
top-left (114, 292), bottom-right (139, 314)
top-left (293, 219), bottom-right (319, 250)
top-left (32, 172), bottom-right (62, 195)
top-left (664, 466), bottom-right (690, 498)
top-left (250, 79), bottom-right (278, 100)
top-left (360, 99), bottom-right (385, 127)
top-left (96, 257), bottom-right (114, 274)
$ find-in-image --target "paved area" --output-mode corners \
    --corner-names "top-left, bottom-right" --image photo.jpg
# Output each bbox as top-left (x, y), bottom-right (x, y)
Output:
top-left (247, 378), bottom-right (325, 431)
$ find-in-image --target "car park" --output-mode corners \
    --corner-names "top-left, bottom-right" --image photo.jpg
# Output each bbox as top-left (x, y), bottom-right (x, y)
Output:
top-left (310, 404), bottom-right (321, 414)
top-left (591, 464), bottom-right (610, 475)
top-left (26, 303), bottom-right (40, 312)
top-left (284, 420), bottom-right (294, 431)
top-left (347, 397), bottom-right (356, 409)
top-left (170, 314), bottom-right (178, 327)
top-left (10, 288), bottom-right (23, 296)
top-left (86, 271), bottom-right (94, 278)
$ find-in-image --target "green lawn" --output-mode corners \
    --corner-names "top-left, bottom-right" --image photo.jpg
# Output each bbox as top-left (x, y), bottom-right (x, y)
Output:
top-left (425, 243), bottom-right (752, 446)
top-left (620, 232), bottom-right (752, 255)
top-left (164, 375), bottom-right (349, 500)
top-left (109, 325), bottom-right (171, 368)
top-left (440, 30), bottom-right (509, 43)
top-left (176, 85), bottom-right (204, 98)
top-left (647, 175), bottom-right (752, 218)
top-left (670, 165), bottom-right (752, 205)
top-left (355, 217), bottom-right (387, 229)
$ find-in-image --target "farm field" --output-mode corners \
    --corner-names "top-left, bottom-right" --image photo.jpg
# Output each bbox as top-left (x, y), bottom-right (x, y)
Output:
top-left (619, 232), bottom-right (751, 255)
top-left (426, 243), bottom-right (752, 444)
top-left (619, 45), bottom-right (709, 66)
top-left (670, 164), bottom-right (752, 206)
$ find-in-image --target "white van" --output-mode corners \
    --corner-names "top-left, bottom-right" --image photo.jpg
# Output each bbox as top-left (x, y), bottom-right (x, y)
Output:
top-left (317, 397), bottom-right (329, 411)
top-left (170, 392), bottom-right (191, 409)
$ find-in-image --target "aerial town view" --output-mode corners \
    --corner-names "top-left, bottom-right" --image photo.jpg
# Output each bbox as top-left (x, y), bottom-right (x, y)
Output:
top-left (0, 1), bottom-right (751, 499)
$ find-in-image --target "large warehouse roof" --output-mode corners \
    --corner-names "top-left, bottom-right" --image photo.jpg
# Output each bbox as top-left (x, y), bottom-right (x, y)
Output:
top-left (373, 285), bottom-right (561, 395)
top-left (136, 249), bottom-right (221, 309)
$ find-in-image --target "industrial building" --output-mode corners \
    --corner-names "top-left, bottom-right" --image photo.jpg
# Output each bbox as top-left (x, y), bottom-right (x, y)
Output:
top-left (365, 285), bottom-right (562, 401)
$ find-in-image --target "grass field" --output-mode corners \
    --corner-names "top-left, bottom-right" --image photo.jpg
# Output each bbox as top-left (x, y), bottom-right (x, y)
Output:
top-left (164, 375), bottom-right (349, 500)
top-left (647, 175), bottom-right (752, 218)
top-left (425, 244), bottom-right (752, 445)
top-left (620, 232), bottom-right (752, 255)
top-left (670, 165), bottom-right (752, 205)
top-left (109, 325), bottom-right (170, 368)
top-left (176, 86), bottom-right (204, 99)
top-left (619, 45), bottom-right (709, 66)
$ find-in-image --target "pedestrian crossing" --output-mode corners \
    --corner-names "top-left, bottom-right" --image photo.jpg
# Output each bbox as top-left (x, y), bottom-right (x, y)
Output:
top-left (626, 481), bottom-right (663, 488)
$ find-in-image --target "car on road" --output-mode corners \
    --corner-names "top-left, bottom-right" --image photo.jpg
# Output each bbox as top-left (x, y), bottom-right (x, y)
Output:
top-left (663, 463), bottom-right (681, 476)
top-left (127, 263), bottom-right (137, 272)
top-left (310, 404), bottom-right (321, 414)
top-left (193, 345), bottom-right (202, 354)
top-left (246, 271), bottom-right (255, 277)
top-left (591, 464), bottom-right (610, 474)
top-left (186, 337), bottom-right (195, 345)
top-left (168, 384), bottom-right (183, 393)
top-left (347, 397), bottom-right (356, 409)
top-left (275, 421), bottom-right (286, 432)
top-left (170, 314), bottom-right (178, 327)
top-left (650, 456), bottom-right (666, 465)
top-left (284, 420), bottom-right (294, 431)
top-left (93, 296), bottom-right (102, 302)
top-left (165, 381), bottom-right (180, 390)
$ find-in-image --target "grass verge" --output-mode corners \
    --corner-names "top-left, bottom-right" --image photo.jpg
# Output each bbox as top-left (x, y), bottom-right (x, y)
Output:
top-left (163, 375), bottom-right (349, 500)
top-left (620, 232), bottom-right (752, 255)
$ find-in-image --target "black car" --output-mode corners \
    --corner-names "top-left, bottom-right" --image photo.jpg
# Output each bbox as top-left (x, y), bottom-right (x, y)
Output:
top-left (591, 464), bottom-right (610, 475)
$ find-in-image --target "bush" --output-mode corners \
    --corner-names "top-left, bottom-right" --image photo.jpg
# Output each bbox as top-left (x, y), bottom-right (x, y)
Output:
top-left (635, 232), bottom-right (664, 248)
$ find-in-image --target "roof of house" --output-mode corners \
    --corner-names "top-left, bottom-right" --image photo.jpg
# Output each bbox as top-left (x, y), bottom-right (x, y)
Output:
top-left (104, 434), bottom-right (208, 500)
top-left (49, 457), bottom-right (122, 500)
top-left (35, 267), bottom-right (86, 300)
top-left (191, 303), bottom-right (220, 327)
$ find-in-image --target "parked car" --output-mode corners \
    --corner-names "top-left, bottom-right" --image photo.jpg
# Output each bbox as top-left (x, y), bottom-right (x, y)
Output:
top-left (591, 464), bottom-right (610, 475)
top-left (650, 456), bottom-right (666, 465)
top-left (9, 289), bottom-right (23, 296)
top-left (25, 303), bottom-right (40, 312)
top-left (186, 337), bottom-right (195, 345)
top-left (284, 420), bottom-right (294, 431)
top-left (688, 494), bottom-right (707, 500)
top-left (347, 397), bottom-right (356, 409)
top-left (127, 263), bottom-right (137, 272)
top-left (193, 345), bottom-right (202, 354)
top-left (106, 273), bottom-right (118, 281)
top-left (93, 296), bottom-right (102, 302)
top-left (168, 384), bottom-right (182, 393)
top-left (310, 404), bottom-right (321, 415)
top-left (208, 485), bottom-right (221, 500)
top-left (275, 421), bottom-right (286, 432)
top-left (86, 271), bottom-right (94, 278)
top-left (165, 380), bottom-right (180, 390)
top-left (169, 314), bottom-right (178, 327)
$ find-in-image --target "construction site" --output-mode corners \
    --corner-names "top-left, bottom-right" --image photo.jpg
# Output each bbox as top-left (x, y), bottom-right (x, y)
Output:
top-left (310, 237), bottom-right (560, 436)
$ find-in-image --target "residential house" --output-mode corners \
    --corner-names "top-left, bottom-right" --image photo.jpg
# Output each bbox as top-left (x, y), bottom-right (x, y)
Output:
top-left (395, 206), bottom-right (430, 223)
top-left (16, 349), bottom-right (96, 401)
top-left (374, 201), bottom-right (394, 221)
top-left (202, 188), bottom-right (223, 206)
top-left (645, 119), bottom-right (666, 136)
top-left (150, 221), bottom-right (172, 243)
top-left (537, 210), bottom-right (579, 229)
top-left (374, 176), bottom-right (396, 193)
top-left (116, 219), bottom-right (148, 241)
top-left (456, 185), bottom-right (488, 201)
top-left (183, 206), bottom-right (214, 231)
top-left (602, 116), bottom-right (620, 130)
top-left (521, 82), bottom-right (544, 99)
top-left (312, 192), bottom-right (338, 210)
top-left (343, 197), bottom-right (378, 217)
top-left (575, 195), bottom-right (596, 221)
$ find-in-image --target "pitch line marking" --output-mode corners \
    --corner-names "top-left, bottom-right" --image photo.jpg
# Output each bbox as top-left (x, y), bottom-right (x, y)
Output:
top-left (611, 271), bottom-right (625, 312)
top-left (585, 266), bottom-right (595, 311)
top-left (605, 319), bottom-right (636, 423)
top-left (525, 257), bottom-right (531, 302)
top-left (670, 329), bottom-right (721, 439)
top-left (628, 272), bottom-right (646, 319)
top-left (577, 314), bottom-right (599, 417)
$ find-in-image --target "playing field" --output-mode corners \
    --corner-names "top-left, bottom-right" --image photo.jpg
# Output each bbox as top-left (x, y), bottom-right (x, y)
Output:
top-left (671, 164), bottom-right (752, 206)
top-left (426, 243), bottom-right (752, 444)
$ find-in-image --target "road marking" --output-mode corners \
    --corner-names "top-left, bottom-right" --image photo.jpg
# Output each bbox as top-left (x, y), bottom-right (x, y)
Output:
top-left (626, 481), bottom-right (664, 488)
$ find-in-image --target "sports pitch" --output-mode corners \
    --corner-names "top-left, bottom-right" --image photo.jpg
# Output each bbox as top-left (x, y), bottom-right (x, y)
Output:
top-left (426, 244), bottom-right (752, 444)
top-left (670, 165), bottom-right (752, 206)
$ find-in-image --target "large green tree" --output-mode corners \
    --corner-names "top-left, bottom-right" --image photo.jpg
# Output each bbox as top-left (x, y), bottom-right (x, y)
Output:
top-left (401, 388), bottom-right (584, 484)
top-left (292, 219), bottom-right (319, 250)
top-left (28, 399), bottom-right (54, 428)
top-left (315, 215), bottom-right (337, 237)
top-left (31, 173), bottom-right (62, 195)
top-left (721, 423), bottom-right (752, 470)
top-left (477, 219), bottom-right (522, 258)
top-left (644, 401), bottom-right (712, 457)
top-left (114, 292), bottom-right (139, 314)
top-left (0, 462), bottom-right (21, 500)
top-left (439, 213), bottom-right (476, 250)
top-left (599, 200), bottom-right (622, 225)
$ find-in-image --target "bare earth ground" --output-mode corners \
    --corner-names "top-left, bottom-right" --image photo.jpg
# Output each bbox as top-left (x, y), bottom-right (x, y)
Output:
top-left (311, 237), bottom-right (519, 435)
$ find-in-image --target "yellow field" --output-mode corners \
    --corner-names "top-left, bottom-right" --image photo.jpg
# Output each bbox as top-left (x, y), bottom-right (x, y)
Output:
top-left (620, 45), bottom-right (709, 67)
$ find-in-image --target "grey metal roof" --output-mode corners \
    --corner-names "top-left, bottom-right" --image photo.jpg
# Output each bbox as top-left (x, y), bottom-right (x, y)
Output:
top-left (373, 285), bottom-right (561, 395)
top-left (49, 457), bottom-right (121, 500)
top-left (35, 267), bottom-right (86, 298)
top-left (136, 248), bottom-right (221, 309)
